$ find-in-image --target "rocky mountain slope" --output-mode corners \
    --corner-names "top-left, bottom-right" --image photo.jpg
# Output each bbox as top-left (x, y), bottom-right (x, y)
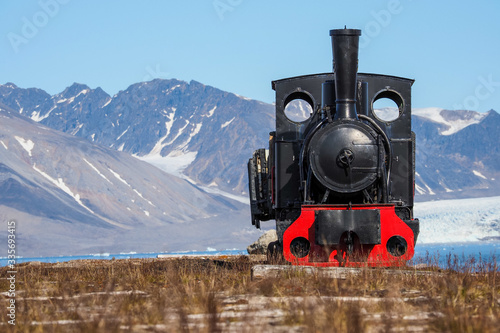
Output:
top-left (0, 80), bottom-right (274, 198)
top-left (412, 108), bottom-right (500, 200)
top-left (0, 102), bottom-right (260, 257)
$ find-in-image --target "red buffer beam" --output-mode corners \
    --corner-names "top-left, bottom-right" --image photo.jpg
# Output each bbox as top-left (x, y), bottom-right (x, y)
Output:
top-left (283, 205), bottom-right (416, 267)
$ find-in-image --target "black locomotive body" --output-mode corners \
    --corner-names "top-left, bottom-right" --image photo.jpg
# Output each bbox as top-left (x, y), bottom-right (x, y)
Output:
top-left (248, 29), bottom-right (419, 266)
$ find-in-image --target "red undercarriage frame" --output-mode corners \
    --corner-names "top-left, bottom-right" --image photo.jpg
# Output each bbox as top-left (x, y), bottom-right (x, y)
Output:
top-left (283, 205), bottom-right (416, 267)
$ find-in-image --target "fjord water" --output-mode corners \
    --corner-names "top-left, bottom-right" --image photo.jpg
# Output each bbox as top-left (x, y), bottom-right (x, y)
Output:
top-left (2, 242), bottom-right (498, 269)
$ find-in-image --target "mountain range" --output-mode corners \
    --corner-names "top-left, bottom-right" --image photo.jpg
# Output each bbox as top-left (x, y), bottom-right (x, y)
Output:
top-left (0, 101), bottom-right (257, 257)
top-left (412, 107), bottom-right (500, 200)
top-left (0, 80), bottom-right (499, 256)
top-left (0, 80), bottom-right (274, 198)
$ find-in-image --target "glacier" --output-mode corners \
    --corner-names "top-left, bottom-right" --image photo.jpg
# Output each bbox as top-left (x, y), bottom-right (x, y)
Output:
top-left (415, 196), bottom-right (500, 243)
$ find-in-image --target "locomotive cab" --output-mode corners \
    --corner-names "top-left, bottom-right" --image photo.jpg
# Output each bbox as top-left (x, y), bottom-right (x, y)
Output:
top-left (248, 28), bottom-right (419, 267)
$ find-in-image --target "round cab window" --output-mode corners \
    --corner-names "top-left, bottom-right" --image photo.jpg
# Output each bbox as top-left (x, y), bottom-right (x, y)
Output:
top-left (284, 99), bottom-right (313, 123)
top-left (371, 90), bottom-right (404, 122)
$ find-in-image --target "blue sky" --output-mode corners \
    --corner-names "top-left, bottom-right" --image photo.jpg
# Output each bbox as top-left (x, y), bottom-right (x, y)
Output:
top-left (1, 0), bottom-right (499, 111)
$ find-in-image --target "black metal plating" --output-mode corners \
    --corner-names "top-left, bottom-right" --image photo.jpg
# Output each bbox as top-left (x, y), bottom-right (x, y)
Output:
top-left (247, 28), bottom-right (419, 251)
top-left (315, 209), bottom-right (381, 245)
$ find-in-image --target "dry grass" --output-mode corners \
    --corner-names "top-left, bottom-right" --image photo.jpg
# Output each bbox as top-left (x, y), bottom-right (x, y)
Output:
top-left (0, 254), bottom-right (498, 332)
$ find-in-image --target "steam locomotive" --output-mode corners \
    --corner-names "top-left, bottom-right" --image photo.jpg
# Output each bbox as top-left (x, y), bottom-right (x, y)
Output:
top-left (247, 28), bottom-right (419, 267)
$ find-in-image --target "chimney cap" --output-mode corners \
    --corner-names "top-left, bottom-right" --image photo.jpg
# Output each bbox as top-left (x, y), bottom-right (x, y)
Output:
top-left (330, 29), bottom-right (361, 37)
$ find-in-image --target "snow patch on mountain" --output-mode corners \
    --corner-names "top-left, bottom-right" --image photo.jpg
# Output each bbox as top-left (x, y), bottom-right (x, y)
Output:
top-left (415, 184), bottom-right (425, 195)
top-left (132, 188), bottom-right (154, 207)
top-left (165, 110), bottom-right (176, 134)
top-left (413, 107), bottom-right (487, 135)
top-left (181, 123), bottom-right (202, 148)
top-left (116, 126), bottom-right (130, 140)
top-left (413, 107), bottom-right (445, 123)
top-left (206, 106), bottom-right (216, 117)
top-left (83, 158), bottom-right (112, 184)
top-left (33, 163), bottom-right (94, 214)
top-left (102, 98), bottom-right (112, 108)
top-left (164, 120), bottom-right (189, 146)
top-left (108, 168), bottom-right (130, 187)
top-left (31, 105), bottom-right (57, 122)
top-left (234, 93), bottom-right (252, 101)
top-left (221, 117), bottom-right (235, 129)
top-left (472, 170), bottom-right (487, 180)
top-left (415, 172), bottom-right (437, 195)
top-left (165, 84), bottom-right (181, 93)
top-left (14, 136), bottom-right (34, 156)
top-left (136, 150), bottom-right (197, 178)
top-left (425, 184), bottom-right (436, 195)
top-left (76, 89), bottom-right (89, 98)
top-left (193, 182), bottom-right (249, 205)
top-left (72, 123), bottom-right (84, 135)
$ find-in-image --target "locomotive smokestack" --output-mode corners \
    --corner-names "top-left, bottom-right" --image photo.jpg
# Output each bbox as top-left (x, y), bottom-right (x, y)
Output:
top-left (330, 28), bottom-right (361, 120)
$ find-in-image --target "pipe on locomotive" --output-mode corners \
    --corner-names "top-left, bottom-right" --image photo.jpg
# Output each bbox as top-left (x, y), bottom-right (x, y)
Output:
top-left (329, 28), bottom-right (361, 120)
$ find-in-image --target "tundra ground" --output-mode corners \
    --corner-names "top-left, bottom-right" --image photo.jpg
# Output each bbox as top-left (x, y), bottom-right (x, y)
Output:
top-left (1, 254), bottom-right (498, 332)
